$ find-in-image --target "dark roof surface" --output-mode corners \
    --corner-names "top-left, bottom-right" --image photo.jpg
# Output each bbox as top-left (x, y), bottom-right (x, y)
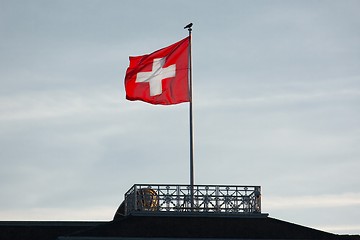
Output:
top-left (1, 214), bottom-right (359, 240)
top-left (0, 221), bottom-right (103, 240)
top-left (68, 213), bottom-right (359, 240)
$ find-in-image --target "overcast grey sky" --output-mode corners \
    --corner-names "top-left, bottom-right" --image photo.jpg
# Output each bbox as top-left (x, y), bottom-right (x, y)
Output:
top-left (1, 0), bottom-right (359, 234)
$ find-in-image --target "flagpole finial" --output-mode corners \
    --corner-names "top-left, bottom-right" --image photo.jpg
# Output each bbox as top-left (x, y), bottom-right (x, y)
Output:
top-left (184, 23), bottom-right (193, 31)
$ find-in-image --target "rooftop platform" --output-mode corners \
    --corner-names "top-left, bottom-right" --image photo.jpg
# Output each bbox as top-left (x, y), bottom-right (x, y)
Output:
top-left (0, 184), bottom-right (359, 240)
top-left (116, 184), bottom-right (262, 217)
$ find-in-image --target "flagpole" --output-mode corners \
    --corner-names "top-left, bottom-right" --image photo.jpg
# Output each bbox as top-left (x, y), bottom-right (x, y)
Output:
top-left (185, 23), bottom-right (194, 210)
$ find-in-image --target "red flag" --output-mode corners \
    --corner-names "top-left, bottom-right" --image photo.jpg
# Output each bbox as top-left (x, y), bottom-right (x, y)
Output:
top-left (124, 37), bottom-right (190, 105)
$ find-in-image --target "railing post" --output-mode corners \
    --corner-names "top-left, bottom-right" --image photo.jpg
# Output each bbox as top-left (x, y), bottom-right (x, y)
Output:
top-left (176, 185), bottom-right (180, 211)
top-left (124, 191), bottom-right (128, 215)
top-left (134, 185), bottom-right (138, 211)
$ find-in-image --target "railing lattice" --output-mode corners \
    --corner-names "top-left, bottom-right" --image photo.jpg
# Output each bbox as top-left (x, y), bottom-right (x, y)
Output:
top-left (124, 184), bottom-right (261, 215)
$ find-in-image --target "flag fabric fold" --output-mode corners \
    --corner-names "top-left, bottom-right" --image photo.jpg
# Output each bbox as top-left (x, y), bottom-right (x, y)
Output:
top-left (124, 37), bottom-right (190, 105)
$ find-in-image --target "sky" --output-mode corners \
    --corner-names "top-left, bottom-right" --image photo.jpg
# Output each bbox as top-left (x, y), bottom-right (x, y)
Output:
top-left (0, 0), bottom-right (359, 235)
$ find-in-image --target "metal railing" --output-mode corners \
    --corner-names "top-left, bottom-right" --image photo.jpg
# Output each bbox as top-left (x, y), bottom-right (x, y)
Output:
top-left (124, 184), bottom-right (261, 215)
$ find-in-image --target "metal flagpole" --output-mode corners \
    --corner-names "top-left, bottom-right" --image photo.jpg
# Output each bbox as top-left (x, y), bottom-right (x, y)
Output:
top-left (184, 23), bottom-right (194, 210)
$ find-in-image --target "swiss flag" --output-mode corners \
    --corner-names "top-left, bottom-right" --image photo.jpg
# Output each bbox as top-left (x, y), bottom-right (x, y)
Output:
top-left (124, 37), bottom-right (190, 105)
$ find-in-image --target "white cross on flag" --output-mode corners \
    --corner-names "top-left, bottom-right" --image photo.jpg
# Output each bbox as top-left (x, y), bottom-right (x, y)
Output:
top-left (124, 37), bottom-right (190, 105)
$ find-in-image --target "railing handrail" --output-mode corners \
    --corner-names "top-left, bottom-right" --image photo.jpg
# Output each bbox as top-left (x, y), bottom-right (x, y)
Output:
top-left (124, 184), bottom-right (261, 215)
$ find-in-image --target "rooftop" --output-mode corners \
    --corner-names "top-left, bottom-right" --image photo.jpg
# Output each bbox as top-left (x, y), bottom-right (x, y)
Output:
top-left (1, 184), bottom-right (359, 240)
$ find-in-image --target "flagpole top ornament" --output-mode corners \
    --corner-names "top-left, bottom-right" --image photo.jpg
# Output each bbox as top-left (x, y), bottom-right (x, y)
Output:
top-left (184, 23), bottom-right (193, 32)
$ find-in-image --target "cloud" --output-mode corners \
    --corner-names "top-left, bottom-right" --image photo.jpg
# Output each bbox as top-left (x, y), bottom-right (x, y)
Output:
top-left (0, 206), bottom-right (114, 221)
top-left (265, 192), bottom-right (360, 209)
top-left (0, 0), bottom-right (359, 235)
